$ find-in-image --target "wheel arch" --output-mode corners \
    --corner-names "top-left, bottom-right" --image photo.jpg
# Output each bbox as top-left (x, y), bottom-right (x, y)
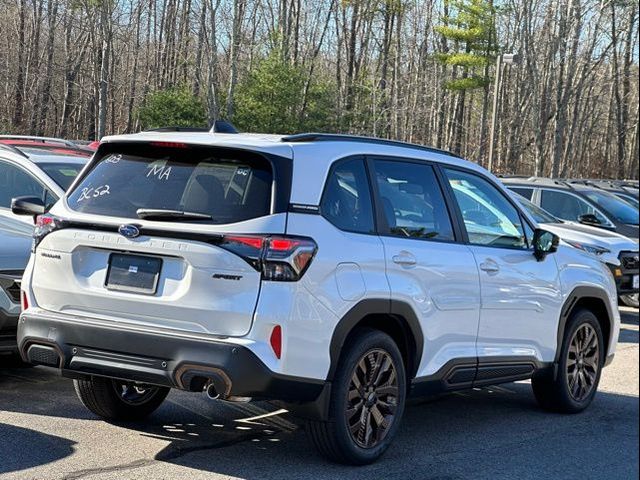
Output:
top-left (327, 299), bottom-right (424, 382)
top-left (556, 286), bottom-right (614, 361)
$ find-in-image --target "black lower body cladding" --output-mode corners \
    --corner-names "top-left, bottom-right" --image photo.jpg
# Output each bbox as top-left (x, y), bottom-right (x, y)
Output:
top-left (18, 311), bottom-right (324, 403)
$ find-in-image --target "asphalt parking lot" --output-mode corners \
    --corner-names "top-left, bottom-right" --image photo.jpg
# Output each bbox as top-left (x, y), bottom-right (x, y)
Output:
top-left (1, 307), bottom-right (638, 480)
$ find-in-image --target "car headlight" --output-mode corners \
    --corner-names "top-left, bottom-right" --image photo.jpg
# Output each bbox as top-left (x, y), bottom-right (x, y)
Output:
top-left (565, 240), bottom-right (610, 256)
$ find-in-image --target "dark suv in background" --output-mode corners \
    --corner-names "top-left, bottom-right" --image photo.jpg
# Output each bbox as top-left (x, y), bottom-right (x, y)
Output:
top-left (502, 178), bottom-right (639, 242)
top-left (565, 179), bottom-right (639, 209)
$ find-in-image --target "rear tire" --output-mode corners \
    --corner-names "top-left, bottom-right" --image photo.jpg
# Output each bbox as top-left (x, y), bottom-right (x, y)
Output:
top-left (532, 309), bottom-right (604, 413)
top-left (307, 328), bottom-right (406, 465)
top-left (74, 377), bottom-right (169, 421)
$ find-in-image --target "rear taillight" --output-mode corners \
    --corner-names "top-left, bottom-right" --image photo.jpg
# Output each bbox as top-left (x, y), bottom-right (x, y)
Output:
top-left (220, 235), bottom-right (317, 282)
top-left (33, 214), bottom-right (62, 252)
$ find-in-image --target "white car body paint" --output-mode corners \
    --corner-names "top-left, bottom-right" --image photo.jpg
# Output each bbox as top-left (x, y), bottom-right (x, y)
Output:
top-left (19, 131), bottom-right (620, 385)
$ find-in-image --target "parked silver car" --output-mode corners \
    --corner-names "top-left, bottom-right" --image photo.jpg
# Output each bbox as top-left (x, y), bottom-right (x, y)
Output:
top-left (0, 220), bottom-right (31, 356)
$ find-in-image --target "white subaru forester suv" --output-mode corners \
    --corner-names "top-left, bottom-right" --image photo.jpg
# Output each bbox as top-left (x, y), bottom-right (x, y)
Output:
top-left (13, 132), bottom-right (620, 465)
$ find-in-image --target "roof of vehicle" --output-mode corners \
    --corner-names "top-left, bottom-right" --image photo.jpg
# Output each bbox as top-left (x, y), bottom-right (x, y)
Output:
top-left (0, 134), bottom-right (84, 147)
top-left (0, 143), bottom-right (90, 165)
top-left (502, 177), bottom-right (600, 192)
top-left (100, 131), bottom-right (472, 167)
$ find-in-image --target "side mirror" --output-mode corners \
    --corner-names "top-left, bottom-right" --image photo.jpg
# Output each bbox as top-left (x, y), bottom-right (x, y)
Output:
top-left (533, 228), bottom-right (559, 261)
top-left (11, 196), bottom-right (46, 223)
top-left (578, 213), bottom-right (601, 226)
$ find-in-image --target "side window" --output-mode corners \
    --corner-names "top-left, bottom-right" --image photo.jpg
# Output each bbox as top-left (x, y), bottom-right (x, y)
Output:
top-left (539, 189), bottom-right (609, 224)
top-left (0, 161), bottom-right (46, 209)
top-left (372, 160), bottom-right (454, 241)
top-left (508, 186), bottom-right (534, 200)
top-left (445, 168), bottom-right (529, 249)
top-left (320, 158), bottom-right (374, 234)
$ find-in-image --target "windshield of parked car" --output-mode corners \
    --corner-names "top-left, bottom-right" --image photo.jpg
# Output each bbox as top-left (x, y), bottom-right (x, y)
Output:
top-left (584, 190), bottom-right (639, 225)
top-left (67, 146), bottom-right (274, 224)
top-left (615, 193), bottom-right (639, 209)
top-left (37, 162), bottom-right (84, 190)
top-left (514, 194), bottom-right (560, 224)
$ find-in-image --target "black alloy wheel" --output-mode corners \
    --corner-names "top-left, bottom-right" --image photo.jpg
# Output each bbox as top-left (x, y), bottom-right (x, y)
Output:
top-left (566, 323), bottom-right (600, 402)
top-left (345, 349), bottom-right (400, 449)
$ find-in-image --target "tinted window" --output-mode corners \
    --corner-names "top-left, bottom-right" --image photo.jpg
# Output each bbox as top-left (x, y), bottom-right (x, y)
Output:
top-left (373, 160), bottom-right (454, 241)
top-left (508, 186), bottom-right (534, 200)
top-left (445, 169), bottom-right (528, 249)
top-left (616, 193), bottom-right (639, 209)
top-left (0, 161), bottom-right (52, 208)
top-left (38, 163), bottom-right (83, 190)
top-left (539, 189), bottom-right (609, 225)
top-left (583, 190), bottom-right (639, 225)
top-left (68, 148), bottom-right (273, 224)
top-left (321, 158), bottom-right (374, 233)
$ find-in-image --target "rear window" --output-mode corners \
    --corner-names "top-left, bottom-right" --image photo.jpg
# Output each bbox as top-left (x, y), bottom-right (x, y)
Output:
top-left (67, 146), bottom-right (274, 224)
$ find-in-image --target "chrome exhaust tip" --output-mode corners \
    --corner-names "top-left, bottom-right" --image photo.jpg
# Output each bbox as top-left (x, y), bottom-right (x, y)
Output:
top-left (205, 383), bottom-right (220, 400)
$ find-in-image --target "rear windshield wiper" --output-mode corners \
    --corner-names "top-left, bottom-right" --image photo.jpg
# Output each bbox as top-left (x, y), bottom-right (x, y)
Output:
top-left (136, 209), bottom-right (213, 221)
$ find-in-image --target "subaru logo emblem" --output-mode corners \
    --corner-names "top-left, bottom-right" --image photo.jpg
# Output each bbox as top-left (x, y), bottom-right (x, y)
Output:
top-left (118, 224), bottom-right (140, 239)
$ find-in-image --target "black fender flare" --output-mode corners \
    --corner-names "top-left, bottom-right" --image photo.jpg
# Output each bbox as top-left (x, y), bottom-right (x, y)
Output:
top-left (326, 298), bottom-right (424, 381)
top-left (555, 286), bottom-right (614, 363)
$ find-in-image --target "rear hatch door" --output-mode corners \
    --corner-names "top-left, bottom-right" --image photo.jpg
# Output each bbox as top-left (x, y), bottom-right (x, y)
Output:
top-left (31, 142), bottom-right (290, 337)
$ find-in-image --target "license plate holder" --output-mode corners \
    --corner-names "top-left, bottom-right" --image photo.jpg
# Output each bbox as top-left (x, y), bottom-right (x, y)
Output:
top-left (633, 275), bottom-right (639, 290)
top-left (105, 253), bottom-right (162, 295)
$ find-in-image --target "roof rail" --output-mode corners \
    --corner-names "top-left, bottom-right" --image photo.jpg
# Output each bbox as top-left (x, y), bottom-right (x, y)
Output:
top-left (145, 126), bottom-right (210, 133)
top-left (0, 135), bottom-right (81, 149)
top-left (0, 143), bottom-right (29, 159)
top-left (520, 177), bottom-right (575, 189)
top-left (280, 133), bottom-right (462, 158)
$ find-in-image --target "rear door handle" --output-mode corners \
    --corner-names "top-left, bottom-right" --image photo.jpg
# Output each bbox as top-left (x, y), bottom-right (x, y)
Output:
top-left (392, 253), bottom-right (417, 266)
top-left (479, 260), bottom-right (500, 274)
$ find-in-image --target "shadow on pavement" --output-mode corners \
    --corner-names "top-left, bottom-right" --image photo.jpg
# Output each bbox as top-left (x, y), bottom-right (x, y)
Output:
top-left (0, 308), bottom-right (637, 479)
top-left (0, 424), bottom-right (75, 474)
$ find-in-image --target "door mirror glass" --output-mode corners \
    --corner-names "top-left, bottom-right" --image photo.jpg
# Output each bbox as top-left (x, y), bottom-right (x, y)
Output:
top-left (533, 228), bottom-right (559, 261)
top-left (11, 195), bottom-right (46, 221)
top-left (578, 213), bottom-right (601, 226)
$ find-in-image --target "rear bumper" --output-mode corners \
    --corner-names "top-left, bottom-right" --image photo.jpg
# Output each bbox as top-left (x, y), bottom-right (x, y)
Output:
top-left (17, 310), bottom-right (324, 403)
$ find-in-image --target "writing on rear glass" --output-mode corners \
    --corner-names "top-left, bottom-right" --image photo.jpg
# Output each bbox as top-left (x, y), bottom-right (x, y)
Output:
top-left (147, 164), bottom-right (172, 180)
top-left (77, 185), bottom-right (110, 202)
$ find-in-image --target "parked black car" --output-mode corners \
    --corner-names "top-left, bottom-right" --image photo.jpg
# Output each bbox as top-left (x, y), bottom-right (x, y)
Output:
top-left (565, 179), bottom-right (639, 209)
top-left (502, 177), bottom-right (639, 242)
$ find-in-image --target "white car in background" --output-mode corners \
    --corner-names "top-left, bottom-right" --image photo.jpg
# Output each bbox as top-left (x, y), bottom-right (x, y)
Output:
top-left (0, 140), bottom-right (90, 228)
top-left (515, 194), bottom-right (639, 308)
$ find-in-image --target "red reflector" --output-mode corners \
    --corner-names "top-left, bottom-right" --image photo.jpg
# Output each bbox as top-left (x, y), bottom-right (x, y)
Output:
top-left (226, 235), bottom-right (265, 249)
top-left (269, 238), bottom-right (300, 251)
top-left (149, 141), bottom-right (189, 149)
top-left (270, 325), bottom-right (282, 359)
top-left (21, 291), bottom-right (29, 311)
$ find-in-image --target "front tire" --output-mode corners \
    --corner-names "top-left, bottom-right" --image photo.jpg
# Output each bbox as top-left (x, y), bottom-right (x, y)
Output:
top-left (532, 309), bottom-right (604, 413)
top-left (74, 377), bottom-right (170, 421)
top-left (620, 294), bottom-right (639, 308)
top-left (307, 328), bottom-right (407, 465)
